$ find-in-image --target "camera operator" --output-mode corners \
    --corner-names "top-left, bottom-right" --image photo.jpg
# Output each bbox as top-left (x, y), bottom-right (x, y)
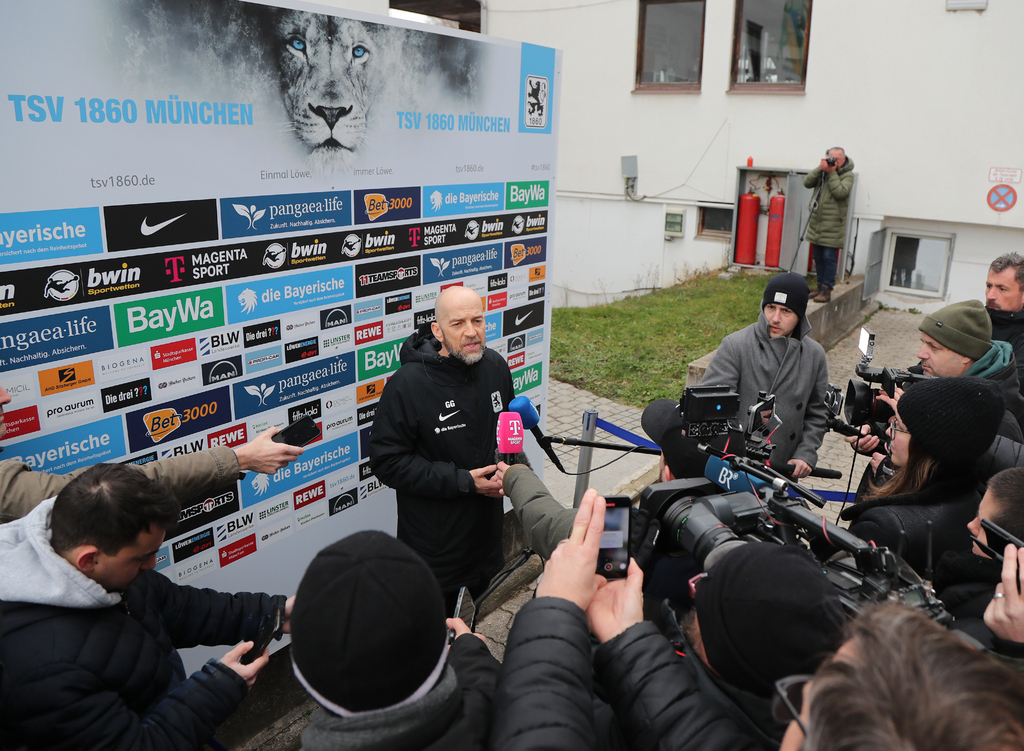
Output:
top-left (802, 147), bottom-right (854, 304)
top-left (490, 491), bottom-right (847, 751)
top-left (701, 272), bottom-right (829, 479)
top-left (986, 252), bottom-right (1024, 387)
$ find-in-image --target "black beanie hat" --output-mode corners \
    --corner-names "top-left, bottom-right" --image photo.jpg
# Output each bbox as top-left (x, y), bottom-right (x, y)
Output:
top-left (641, 399), bottom-right (709, 479)
top-left (762, 272), bottom-right (809, 321)
top-left (695, 543), bottom-right (847, 697)
top-left (291, 531), bottom-right (448, 714)
top-left (897, 376), bottom-right (1003, 467)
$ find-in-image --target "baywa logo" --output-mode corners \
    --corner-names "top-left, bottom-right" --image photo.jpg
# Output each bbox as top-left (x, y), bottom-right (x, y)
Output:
top-left (342, 234), bottom-right (362, 258)
top-left (263, 243), bottom-right (287, 269)
top-left (115, 289), bottom-right (224, 346)
top-left (525, 75), bottom-right (549, 129)
top-left (232, 203), bottom-right (266, 231)
top-left (44, 270), bottom-right (80, 302)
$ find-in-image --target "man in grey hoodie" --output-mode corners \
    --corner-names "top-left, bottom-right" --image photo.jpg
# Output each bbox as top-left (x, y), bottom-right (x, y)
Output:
top-left (700, 273), bottom-right (829, 479)
top-left (0, 462), bottom-right (292, 750)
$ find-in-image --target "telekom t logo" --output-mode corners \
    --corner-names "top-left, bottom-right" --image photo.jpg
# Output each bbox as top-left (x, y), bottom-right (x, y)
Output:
top-left (408, 227), bottom-right (422, 248)
top-left (164, 256), bottom-right (186, 283)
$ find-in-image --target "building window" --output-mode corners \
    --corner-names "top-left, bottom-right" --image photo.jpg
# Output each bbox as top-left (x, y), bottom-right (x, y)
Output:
top-left (730, 0), bottom-right (812, 91)
top-left (636, 1), bottom-right (706, 91)
top-left (884, 230), bottom-right (955, 298)
top-left (698, 206), bottom-right (733, 238)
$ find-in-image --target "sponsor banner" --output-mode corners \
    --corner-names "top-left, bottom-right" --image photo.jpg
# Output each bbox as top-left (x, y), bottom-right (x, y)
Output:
top-left (104, 198), bottom-right (219, 252)
top-left (0, 207), bottom-right (102, 264)
top-left (487, 292), bottom-right (507, 311)
top-left (422, 182), bottom-right (504, 218)
top-left (353, 298), bottom-right (383, 323)
top-left (202, 355), bottom-right (244, 385)
top-left (174, 486), bottom-right (240, 537)
top-left (208, 423), bottom-right (248, 449)
top-left (507, 334), bottom-right (526, 353)
top-left (220, 191), bottom-right (352, 238)
top-left (527, 328), bottom-right (544, 347)
top-left (284, 336), bottom-right (319, 363)
top-left (123, 451), bottom-right (158, 467)
top-left (505, 180), bottom-right (549, 210)
top-left (414, 309), bottom-right (435, 329)
top-left (41, 392), bottom-right (100, 426)
top-left (503, 301), bottom-right (545, 337)
top-left (219, 533), bottom-right (257, 567)
top-left (513, 212), bottom-right (548, 235)
top-left (289, 399), bottom-right (322, 424)
top-left (356, 378), bottom-right (385, 404)
top-left (198, 329), bottom-right (242, 357)
top-left (505, 237), bottom-right (547, 268)
top-left (423, 244), bottom-right (501, 284)
top-left (0, 308), bottom-right (114, 373)
top-left (240, 432), bottom-right (358, 507)
top-left (360, 475), bottom-right (386, 501)
top-left (114, 288), bottom-right (225, 347)
top-left (529, 265), bottom-right (546, 282)
top-left (384, 292), bottom-right (412, 316)
top-left (507, 288), bottom-right (527, 307)
top-left (125, 385), bottom-right (230, 453)
top-left (233, 351), bottom-right (355, 419)
top-left (357, 338), bottom-right (403, 382)
top-left (507, 351), bottom-right (526, 370)
top-left (359, 461), bottom-right (375, 482)
top-left (323, 412), bottom-right (353, 439)
top-left (329, 488), bottom-right (358, 516)
top-left (359, 425), bottom-right (372, 459)
top-left (1, 406), bottom-right (40, 440)
top-left (293, 480), bottom-right (326, 510)
top-left (154, 546), bottom-right (171, 572)
top-left (245, 346), bottom-right (282, 373)
top-left (384, 316), bottom-right (412, 337)
top-left (216, 511), bottom-right (256, 543)
top-left (258, 517), bottom-right (294, 547)
top-left (174, 550), bottom-right (218, 585)
top-left (283, 315), bottom-right (318, 335)
top-left (513, 362), bottom-right (543, 395)
top-left (485, 312), bottom-right (502, 340)
top-left (355, 256), bottom-right (421, 298)
top-left (243, 320), bottom-right (281, 349)
top-left (354, 187), bottom-right (421, 225)
top-left (151, 338), bottom-right (197, 370)
top-left (171, 526), bottom-right (215, 564)
top-left (3, 415), bottom-right (128, 475)
top-left (158, 436), bottom-right (207, 459)
top-left (354, 321), bottom-right (383, 346)
top-left (414, 287), bottom-right (439, 306)
top-left (38, 361), bottom-right (95, 397)
top-left (257, 498), bottom-right (292, 526)
top-left (488, 273), bottom-right (508, 292)
top-left (529, 282), bottom-right (546, 300)
top-left (296, 501), bottom-right (328, 529)
top-left (323, 390), bottom-right (355, 413)
top-left (227, 265), bottom-right (353, 324)
top-left (320, 304), bottom-right (352, 330)
top-left (154, 370), bottom-right (201, 398)
top-left (359, 226), bottom-right (399, 257)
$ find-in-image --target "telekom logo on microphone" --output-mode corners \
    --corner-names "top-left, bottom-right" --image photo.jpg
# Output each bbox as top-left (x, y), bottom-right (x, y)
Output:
top-left (497, 412), bottom-right (524, 453)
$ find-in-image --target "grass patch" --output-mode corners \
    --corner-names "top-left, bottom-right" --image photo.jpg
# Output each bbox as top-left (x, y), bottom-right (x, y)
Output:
top-left (550, 272), bottom-right (774, 408)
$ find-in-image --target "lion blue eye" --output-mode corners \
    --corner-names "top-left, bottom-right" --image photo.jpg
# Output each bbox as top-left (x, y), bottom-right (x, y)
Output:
top-left (289, 37), bottom-right (305, 52)
top-left (353, 45), bottom-right (367, 58)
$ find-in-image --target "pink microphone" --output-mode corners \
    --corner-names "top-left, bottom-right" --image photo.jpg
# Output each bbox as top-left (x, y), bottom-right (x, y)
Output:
top-left (496, 411), bottom-right (525, 463)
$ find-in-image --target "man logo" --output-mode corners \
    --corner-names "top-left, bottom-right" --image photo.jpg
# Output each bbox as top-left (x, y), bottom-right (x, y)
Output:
top-left (207, 359), bottom-right (239, 382)
top-left (342, 234), bottom-right (362, 258)
top-left (465, 220), bottom-right (480, 241)
top-left (43, 270), bottom-right (80, 302)
top-left (364, 193), bottom-right (388, 222)
top-left (263, 243), bottom-right (287, 269)
top-left (238, 289), bottom-right (258, 314)
top-left (512, 215), bottom-right (525, 234)
top-left (144, 408), bottom-right (182, 443)
top-left (323, 308), bottom-right (349, 327)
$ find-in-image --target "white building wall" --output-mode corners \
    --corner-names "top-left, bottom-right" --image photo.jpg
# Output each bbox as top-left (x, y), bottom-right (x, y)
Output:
top-left (484, 0), bottom-right (1024, 306)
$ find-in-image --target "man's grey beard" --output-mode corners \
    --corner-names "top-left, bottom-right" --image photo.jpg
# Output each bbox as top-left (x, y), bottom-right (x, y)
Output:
top-left (441, 331), bottom-right (485, 365)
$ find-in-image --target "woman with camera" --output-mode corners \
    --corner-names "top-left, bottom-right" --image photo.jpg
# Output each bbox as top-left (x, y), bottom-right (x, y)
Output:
top-left (839, 377), bottom-right (1004, 576)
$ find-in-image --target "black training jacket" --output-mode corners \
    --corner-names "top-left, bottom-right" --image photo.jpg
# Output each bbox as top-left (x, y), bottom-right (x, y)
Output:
top-left (368, 330), bottom-right (514, 591)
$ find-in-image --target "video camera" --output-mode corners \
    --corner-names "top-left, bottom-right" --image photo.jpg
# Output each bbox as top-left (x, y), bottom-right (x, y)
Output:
top-left (638, 386), bottom-right (950, 623)
top-left (682, 385), bottom-right (780, 464)
top-left (843, 327), bottom-right (930, 432)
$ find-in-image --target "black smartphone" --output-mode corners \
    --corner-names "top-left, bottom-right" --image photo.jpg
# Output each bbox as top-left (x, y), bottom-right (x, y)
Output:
top-left (241, 611), bottom-right (280, 665)
top-left (271, 415), bottom-right (321, 447)
top-left (982, 519), bottom-right (1024, 555)
top-left (597, 496), bottom-right (632, 579)
top-left (448, 586), bottom-right (476, 644)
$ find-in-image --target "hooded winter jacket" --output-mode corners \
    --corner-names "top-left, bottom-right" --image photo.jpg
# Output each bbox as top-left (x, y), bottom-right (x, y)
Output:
top-left (988, 306), bottom-right (1024, 389)
top-left (700, 310), bottom-right (829, 468)
top-left (368, 330), bottom-right (514, 592)
top-left (0, 499), bottom-right (286, 751)
top-left (803, 157), bottom-right (855, 248)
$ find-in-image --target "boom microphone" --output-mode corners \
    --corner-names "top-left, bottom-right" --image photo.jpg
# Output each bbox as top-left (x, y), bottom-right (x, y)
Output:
top-left (509, 395), bottom-right (567, 473)
top-left (496, 412), bottom-right (525, 465)
top-left (703, 455), bottom-right (773, 494)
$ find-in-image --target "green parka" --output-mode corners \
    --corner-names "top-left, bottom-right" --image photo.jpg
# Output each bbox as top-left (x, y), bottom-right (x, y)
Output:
top-left (803, 157), bottom-right (855, 248)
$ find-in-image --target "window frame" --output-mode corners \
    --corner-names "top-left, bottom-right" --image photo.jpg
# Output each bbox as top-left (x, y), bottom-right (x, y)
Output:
top-left (729, 0), bottom-right (813, 94)
top-left (697, 205), bottom-right (734, 239)
top-left (882, 228), bottom-right (956, 299)
top-left (634, 0), bottom-right (706, 93)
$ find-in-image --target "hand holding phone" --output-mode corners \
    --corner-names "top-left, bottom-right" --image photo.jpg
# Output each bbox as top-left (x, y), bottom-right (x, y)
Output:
top-left (241, 611), bottom-right (281, 665)
top-left (597, 496), bottom-right (632, 579)
top-left (272, 415), bottom-right (322, 447)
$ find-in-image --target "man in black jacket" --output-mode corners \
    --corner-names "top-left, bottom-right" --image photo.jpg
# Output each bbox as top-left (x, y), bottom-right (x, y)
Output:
top-left (369, 286), bottom-right (515, 611)
top-left (986, 252), bottom-right (1024, 387)
top-left (0, 463), bottom-right (291, 751)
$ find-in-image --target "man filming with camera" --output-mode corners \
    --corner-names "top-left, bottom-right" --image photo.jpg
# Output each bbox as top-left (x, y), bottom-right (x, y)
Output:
top-left (803, 147), bottom-right (854, 304)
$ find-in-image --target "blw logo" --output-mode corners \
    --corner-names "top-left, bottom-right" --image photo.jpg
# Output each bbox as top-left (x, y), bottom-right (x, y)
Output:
top-left (232, 204), bottom-right (265, 230)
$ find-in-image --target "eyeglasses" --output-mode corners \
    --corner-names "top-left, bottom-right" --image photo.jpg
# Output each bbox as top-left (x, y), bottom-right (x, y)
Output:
top-left (772, 674), bottom-right (811, 737)
top-left (889, 419), bottom-right (910, 435)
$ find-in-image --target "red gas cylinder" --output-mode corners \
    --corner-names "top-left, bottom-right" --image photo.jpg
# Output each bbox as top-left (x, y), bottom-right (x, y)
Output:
top-left (765, 193), bottom-right (785, 267)
top-left (734, 192), bottom-right (760, 265)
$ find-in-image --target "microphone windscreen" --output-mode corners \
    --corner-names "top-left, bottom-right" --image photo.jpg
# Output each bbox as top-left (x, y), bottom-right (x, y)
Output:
top-left (704, 455), bottom-right (770, 494)
top-left (496, 412), bottom-right (525, 454)
top-left (509, 395), bottom-right (541, 430)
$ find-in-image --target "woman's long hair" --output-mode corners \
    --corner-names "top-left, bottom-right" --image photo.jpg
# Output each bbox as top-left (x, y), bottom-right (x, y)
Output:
top-left (863, 437), bottom-right (940, 499)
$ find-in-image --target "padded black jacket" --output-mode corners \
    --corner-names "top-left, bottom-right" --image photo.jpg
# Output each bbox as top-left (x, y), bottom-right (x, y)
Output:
top-left (368, 331), bottom-right (514, 592)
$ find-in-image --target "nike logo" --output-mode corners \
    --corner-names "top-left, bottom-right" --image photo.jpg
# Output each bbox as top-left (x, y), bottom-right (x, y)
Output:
top-left (140, 213), bottom-right (186, 236)
top-left (515, 312), bottom-right (533, 326)
top-left (438, 410), bottom-right (460, 421)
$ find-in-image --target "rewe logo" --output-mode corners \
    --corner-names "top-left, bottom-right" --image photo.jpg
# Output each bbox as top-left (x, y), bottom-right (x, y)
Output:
top-left (355, 321), bottom-right (383, 344)
top-left (43, 270), bottom-right (79, 302)
top-left (232, 203), bottom-right (265, 230)
top-left (364, 193), bottom-right (388, 221)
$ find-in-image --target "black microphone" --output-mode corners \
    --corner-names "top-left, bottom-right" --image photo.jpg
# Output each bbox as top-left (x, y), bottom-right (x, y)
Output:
top-left (509, 396), bottom-right (567, 473)
top-left (778, 463), bottom-right (843, 480)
